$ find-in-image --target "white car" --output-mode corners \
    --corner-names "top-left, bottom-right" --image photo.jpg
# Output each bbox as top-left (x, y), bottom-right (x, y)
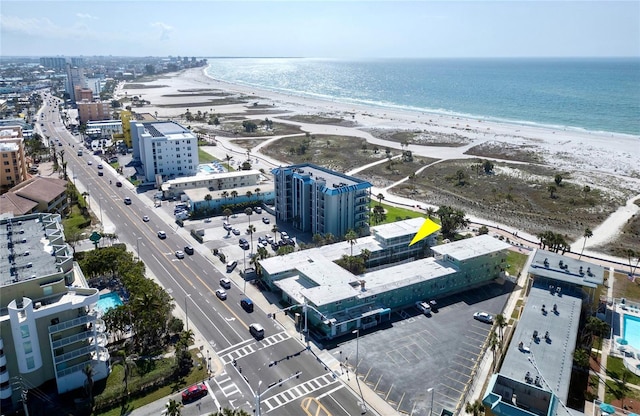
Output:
top-left (157, 231), bottom-right (167, 239)
top-left (415, 301), bottom-right (431, 315)
top-left (175, 250), bottom-right (185, 259)
top-left (215, 289), bottom-right (227, 300)
top-left (87, 160), bottom-right (92, 165)
top-left (473, 312), bottom-right (494, 324)
top-left (142, 215), bottom-right (150, 222)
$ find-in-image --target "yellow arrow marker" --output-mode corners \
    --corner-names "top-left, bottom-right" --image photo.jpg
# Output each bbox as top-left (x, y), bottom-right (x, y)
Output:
top-left (409, 218), bottom-right (441, 246)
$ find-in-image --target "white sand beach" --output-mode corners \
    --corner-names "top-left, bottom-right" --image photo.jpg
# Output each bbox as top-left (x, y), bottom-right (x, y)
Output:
top-left (116, 67), bottom-right (640, 252)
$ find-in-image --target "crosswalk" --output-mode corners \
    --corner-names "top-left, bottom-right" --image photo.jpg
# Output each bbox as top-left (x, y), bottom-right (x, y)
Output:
top-left (212, 369), bottom-right (242, 398)
top-left (261, 373), bottom-right (341, 413)
top-left (218, 331), bottom-right (291, 364)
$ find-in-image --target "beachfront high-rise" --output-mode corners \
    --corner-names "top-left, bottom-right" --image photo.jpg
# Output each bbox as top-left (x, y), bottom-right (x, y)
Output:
top-left (0, 213), bottom-right (110, 411)
top-left (65, 64), bottom-right (85, 103)
top-left (130, 120), bottom-right (199, 184)
top-left (272, 164), bottom-right (372, 238)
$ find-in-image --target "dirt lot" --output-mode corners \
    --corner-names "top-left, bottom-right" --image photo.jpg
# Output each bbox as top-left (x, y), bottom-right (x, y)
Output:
top-left (355, 156), bottom-right (439, 188)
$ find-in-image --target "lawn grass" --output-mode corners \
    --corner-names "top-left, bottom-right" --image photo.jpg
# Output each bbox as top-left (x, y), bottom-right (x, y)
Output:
top-left (505, 251), bottom-right (528, 279)
top-left (370, 202), bottom-right (426, 226)
top-left (606, 356), bottom-right (640, 385)
top-left (95, 350), bottom-right (208, 416)
top-left (613, 271), bottom-right (640, 302)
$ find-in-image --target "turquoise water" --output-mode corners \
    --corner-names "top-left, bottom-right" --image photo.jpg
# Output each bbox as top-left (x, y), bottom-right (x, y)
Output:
top-left (199, 162), bottom-right (225, 174)
top-left (96, 292), bottom-right (123, 313)
top-left (623, 314), bottom-right (640, 350)
top-left (205, 57), bottom-right (640, 135)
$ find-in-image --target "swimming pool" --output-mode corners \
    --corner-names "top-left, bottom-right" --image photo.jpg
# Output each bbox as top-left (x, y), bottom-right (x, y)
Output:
top-left (623, 314), bottom-right (640, 350)
top-left (96, 292), bottom-right (123, 313)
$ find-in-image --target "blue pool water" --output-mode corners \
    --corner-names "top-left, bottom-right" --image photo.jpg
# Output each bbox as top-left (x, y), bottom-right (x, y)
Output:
top-left (96, 292), bottom-right (123, 313)
top-left (623, 314), bottom-right (640, 351)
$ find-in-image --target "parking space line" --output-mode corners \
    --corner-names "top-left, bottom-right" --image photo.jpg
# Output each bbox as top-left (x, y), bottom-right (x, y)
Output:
top-left (396, 392), bottom-right (406, 412)
top-left (385, 384), bottom-right (395, 400)
top-left (374, 374), bottom-right (384, 391)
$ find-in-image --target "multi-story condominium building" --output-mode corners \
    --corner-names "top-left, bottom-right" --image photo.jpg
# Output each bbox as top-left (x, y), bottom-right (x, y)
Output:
top-left (0, 177), bottom-right (69, 216)
top-left (74, 86), bottom-right (94, 102)
top-left (39, 57), bottom-right (67, 70)
top-left (482, 250), bottom-right (604, 416)
top-left (65, 64), bottom-right (85, 102)
top-left (260, 222), bottom-right (510, 339)
top-left (131, 121), bottom-right (199, 184)
top-left (0, 126), bottom-right (29, 193)
top-left (0, 213), bottom-right (110, 410)
top-left (272, 164), bottom-right (372, 238)
top-left (77, 101), bottom-right (110, 124)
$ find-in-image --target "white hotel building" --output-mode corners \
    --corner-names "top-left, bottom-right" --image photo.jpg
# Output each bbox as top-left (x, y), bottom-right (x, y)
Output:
top-left (131, 121), bottom-right (199, 185)
top-left (0, 213), bottom-right (110, 410)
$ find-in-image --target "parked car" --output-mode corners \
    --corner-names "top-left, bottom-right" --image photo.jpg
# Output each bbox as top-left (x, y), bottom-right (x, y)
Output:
top-left (262, 217), bottom-right (270, 224)
top-left (175, 250), bottom-right (185, 259)
top-left (473, 312), bottom-right (494, 324)
top-left (232, 228), bottom-right (241, 236)
top-left (184, 245), bottom-right (194, 255)
top-left (181, 383), bottom-right (207, 402)
top-left (253, 207), bottom-right (262, 214)
top-left (220, 278), bottom-right (231, 289)
top-left (157, 231), bottom-right (167, 239)
top-left (281, 232), bottom-right (289, 240)
top-left (415, 301), bottom-right (431, 315)
top-left (215, 289), bottom-right (227, 300)
top-left (226, 260), bottom-right (238, 272)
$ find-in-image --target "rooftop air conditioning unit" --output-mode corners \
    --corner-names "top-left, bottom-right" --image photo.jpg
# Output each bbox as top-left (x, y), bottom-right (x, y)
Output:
top-left (34, 302), bottom-right (42, 309)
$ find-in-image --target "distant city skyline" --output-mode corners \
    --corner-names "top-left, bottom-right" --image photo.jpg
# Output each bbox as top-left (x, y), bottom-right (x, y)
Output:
top-left (1, 1), bottom-right (639, 59)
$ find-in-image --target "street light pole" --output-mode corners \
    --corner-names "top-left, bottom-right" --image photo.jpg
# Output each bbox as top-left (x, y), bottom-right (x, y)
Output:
top-left (185, 294), bottom-right (192, 332)
top-left (428, 387), bottom-right (435, 416)
top-left (256, 380), bottom-right (262, 416)
top-left (352, 329), bottom-right (367, 414)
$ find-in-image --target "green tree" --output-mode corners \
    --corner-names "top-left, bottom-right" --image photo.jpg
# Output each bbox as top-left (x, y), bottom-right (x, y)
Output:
top-left (579, 228), bottom-right (592, 260)
top-left (165, 399), bottom-right (182, 416)
top-left (223, 208), bottom-right (232, 222)
top-left (582, 185), bottom-right (591, 199)
top-left (437, 205), bottom-right (469, 240)
top-left (210, 408), bottom-right (251, 416)
top-left (345, 229), bottom-right (358, 257)
top-left (477, 226), bottom-right (489, 235)
top-left (425, 207), bottom-right (436, 219)
top-left (82, 364), bottom-right (95, 406)
top-left (465, 400), bottom-right (485, 416)
top-left (376, 193), bottom-right (385, 206)
top-left (554, 174), bottom-right (563, 186)
top-left (242, 120), bottom-right (258, 133)
top-left (547, 185), bottom-right (557, 199)
top-left (495, 314), bottom-right (507, 343)
top-left (573, 348), bottom-right (590, 368)
top-left (482, 160), bottom-right (494, 174)
top-left (455, 169), bottom-right (466, 186)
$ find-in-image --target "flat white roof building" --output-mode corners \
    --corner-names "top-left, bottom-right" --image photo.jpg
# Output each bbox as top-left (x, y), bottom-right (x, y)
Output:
top-left (131, 121), bottom-right (199, 184)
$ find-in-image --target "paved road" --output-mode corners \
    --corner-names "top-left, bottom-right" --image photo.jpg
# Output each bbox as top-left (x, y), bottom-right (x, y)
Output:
top-left (39, 93), bottom-right (369, 415)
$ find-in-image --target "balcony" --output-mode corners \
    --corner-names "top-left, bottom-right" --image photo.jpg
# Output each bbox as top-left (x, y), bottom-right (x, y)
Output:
top-left (54, 342), bottom-right (96, 364)
top-left (49, 311), bottom-right (98, 334)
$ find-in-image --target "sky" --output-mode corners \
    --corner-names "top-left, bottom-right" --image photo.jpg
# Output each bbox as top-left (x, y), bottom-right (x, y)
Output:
top-left (1, 0), bottom-right (639, 59)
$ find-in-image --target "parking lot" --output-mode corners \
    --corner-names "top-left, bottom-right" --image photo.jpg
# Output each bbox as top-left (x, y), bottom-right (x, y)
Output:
top-left (330, 281), bottom-right (514, 416)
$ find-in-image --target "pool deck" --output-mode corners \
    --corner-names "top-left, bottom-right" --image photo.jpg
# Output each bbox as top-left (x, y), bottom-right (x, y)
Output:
top-left (615, 302), bottom-right (640, 376)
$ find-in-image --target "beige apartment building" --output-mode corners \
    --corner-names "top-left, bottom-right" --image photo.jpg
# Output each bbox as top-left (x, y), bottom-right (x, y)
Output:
top-left (0, 126), bottom-right (29, 194)
top-left (77, 101), bottom-right (110, 124)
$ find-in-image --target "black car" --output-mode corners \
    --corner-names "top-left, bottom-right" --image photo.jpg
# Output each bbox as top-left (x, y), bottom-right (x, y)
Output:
top-left (241, 298), bottom-right (254, 312)
top-left (115, 181), bottom-right (122, 187)
top-left (184, 245), bottom-right (194, 255)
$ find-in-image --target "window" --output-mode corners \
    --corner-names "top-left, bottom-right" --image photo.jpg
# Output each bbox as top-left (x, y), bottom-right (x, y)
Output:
top-left (3, 161), bottom-right (8, 165)
top-left (23, 341), bottom-right (32, 354)
top-left (4, 169), bottom-right (9, 173)
top-left (20, 325), bottom-right (29, 338)
top-left (43, 286), bottom-right (53, 296)
top-left (26, 356), bottom-right (35, 370)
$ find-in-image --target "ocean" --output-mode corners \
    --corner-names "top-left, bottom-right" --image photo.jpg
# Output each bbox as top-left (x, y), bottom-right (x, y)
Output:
top-left (205, 58), bottom-right (640, 136)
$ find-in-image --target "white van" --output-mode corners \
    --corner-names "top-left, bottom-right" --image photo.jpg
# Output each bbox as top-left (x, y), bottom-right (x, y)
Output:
top-left (226, 260), bottom-right (238, 272)
top-left (249, 323), bottom-right (264, 339)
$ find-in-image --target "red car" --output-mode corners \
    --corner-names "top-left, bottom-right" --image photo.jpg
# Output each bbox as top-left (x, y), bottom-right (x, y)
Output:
top-left (181, 383), bottom-right (207, 402)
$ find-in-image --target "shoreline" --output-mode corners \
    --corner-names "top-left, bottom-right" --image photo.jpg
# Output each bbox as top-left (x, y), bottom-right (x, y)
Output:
top-left (116, 67), bottom-right (640, 254)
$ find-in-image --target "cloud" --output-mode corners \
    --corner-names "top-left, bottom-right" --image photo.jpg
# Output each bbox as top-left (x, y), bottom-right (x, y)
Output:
top-left (76, 13), bottom-right (98, 20)
top-left (0, 14), bottom-right (128, 43)
top-left (151, 21), bottom-right (173, 41)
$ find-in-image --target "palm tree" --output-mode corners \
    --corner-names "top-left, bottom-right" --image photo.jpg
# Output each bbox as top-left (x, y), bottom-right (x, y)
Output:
top-left (465, 400), bottom-right (485, 416)
top-left (489, 331), bottom-right (501, 370)
top-left (165, 398), bottom-right (182, 416)
top-left (225, 154), bottom-right (232, 170)
top-left (579, 227), bottom-right (592, 259)
top-left (247, 224), bottom-right (256, 253)
top-left (547, 184), bottom-right (557, 199)
top-left (221, 191), bottom-right (229, 200)
top-left (211, 408), bottom-right (251, 416)
top-left (345, 229), bottom-right (358, 257)
top-left (230, 190), bottom-right (238, 200)
top-left (223, 208), bottom-right (232, 223)
top-left (494, 314), bottom-right (507, 343)
top-left (376, 193), bottom-right (385, 206)
top-left (82, 364), bottom-right (95, 406)
top-left (425, 207), bottom-right (436, 219)
top-left (271, 224), bottom-right (279, 238)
